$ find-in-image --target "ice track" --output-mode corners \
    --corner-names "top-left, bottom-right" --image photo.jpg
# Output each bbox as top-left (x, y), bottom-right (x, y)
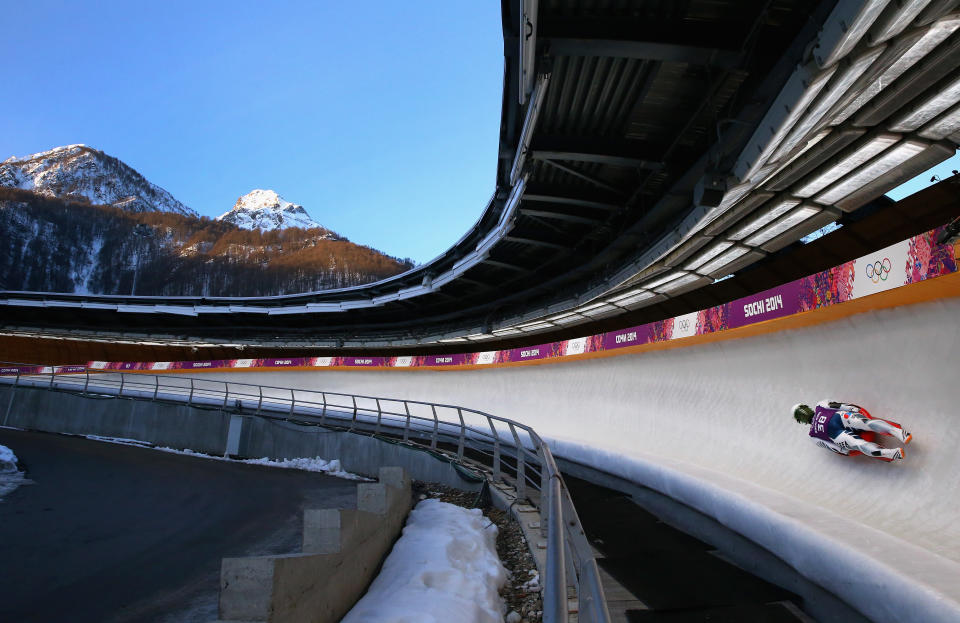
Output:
top-left (194, 297), bottom-right (960, 621)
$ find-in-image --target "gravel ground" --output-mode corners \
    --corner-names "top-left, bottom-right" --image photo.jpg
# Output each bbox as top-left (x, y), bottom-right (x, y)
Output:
top-left (413, 482), bottom-right (544, 622)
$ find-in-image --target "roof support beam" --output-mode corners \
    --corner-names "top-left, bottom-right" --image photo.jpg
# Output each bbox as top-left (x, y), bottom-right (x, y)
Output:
top-left (504, 235), bottom-right (568, 251)
top-left (519, 208), bottom-right (604, 225)
top-left (544, 37), bottom-right (741, 69)
top-left (456, 277), bottom-right (495, 290)
top-left (523, 194), bottom-right (620, 211)
top-left (482, 259), bottom-right (530, 272)
top-left (539, 159), bottom-right (626, 195)
top-left (531, 150), bottom-right (663, 170)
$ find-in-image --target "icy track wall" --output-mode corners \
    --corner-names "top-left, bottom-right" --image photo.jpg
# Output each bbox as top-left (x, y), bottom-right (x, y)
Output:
top-left (194, 295), bottom-right (960, 622)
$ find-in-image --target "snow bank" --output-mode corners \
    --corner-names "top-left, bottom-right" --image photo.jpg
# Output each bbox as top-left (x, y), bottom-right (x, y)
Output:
top-left (82, 434), bottom-right (369, 480)
top-left (0, 443), bottom-right (25, 501)
top-left (342, 499), bottom-right (507, 623)
top-left (0, 444), bottom-right (18, 473)
top-left (154, 446), bottom-right (369, 480)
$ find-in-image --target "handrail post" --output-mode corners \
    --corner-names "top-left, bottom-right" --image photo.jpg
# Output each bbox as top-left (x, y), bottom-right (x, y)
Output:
top-left (543, 474), bottom-right (567, 623)
top-left (508, 423), bottom-right (526, 499)
top-left (430, 405), bottom-right (439, 449)
top-left (119, 373), bottom-right (125, 397)
top-left (83, 371), bottom-right (90, 395)
top-left (559, 489), bottom-right (612, 623)
top-left (540, 445), bottom-right (550, 539)
top-left (187, 378), bottom-right (194, 405)
top-left (3, 372), bottom-right (18, 427)
top-left (375, 398), bottom-right (382, 435)
top-left (153, 376), bottom-right (159, 400)
top-left (403, 402), bottom-right (411, 442)
top-left (48, 368), bottom-right (55, 389)
top-left (256, 386), bottom-right (263, 415)
top-left (351, 395), bottom-right (358, 427)
top-left (488, 417), bottom-right (501, 482)
top-left (289, 389), bottom-right (296, 417)
top-left (320, 392), bottom-right (327, 424)
top-left (456, 408), bottom-right (465, 461)
top-left (222, 382), bottom-right (229, 409)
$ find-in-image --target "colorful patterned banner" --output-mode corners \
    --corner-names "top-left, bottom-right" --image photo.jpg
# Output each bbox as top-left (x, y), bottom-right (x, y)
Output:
top-left (727, 280), bottom-right (803, 329)
top-left (3, 227), bottom-right (952, 377)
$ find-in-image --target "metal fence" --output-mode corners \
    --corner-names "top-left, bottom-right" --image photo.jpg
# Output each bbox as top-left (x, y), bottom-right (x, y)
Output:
top-left (0, 363), bottom-right (610, 623)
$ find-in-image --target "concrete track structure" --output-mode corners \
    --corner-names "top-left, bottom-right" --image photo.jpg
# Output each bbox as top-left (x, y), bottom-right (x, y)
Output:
top-left (185, 295), bottom-right (960, 622)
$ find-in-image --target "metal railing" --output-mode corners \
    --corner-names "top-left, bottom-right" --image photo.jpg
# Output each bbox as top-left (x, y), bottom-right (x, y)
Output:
top-left (0, 363), bottom-right (610, 623)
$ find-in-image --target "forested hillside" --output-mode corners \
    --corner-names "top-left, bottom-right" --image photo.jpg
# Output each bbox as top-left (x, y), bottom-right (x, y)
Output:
top-left (0, 188), bottom-right (413, 296)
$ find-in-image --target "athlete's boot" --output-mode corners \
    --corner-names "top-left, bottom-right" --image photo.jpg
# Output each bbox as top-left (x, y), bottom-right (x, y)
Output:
top-left (870, 447), bottom-right (904, 462)
top-left (862, 417), bottom-right (912, 444)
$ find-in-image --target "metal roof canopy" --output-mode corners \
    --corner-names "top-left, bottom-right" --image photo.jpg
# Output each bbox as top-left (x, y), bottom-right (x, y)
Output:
top-left (3, 0), bottom-right (960, 349)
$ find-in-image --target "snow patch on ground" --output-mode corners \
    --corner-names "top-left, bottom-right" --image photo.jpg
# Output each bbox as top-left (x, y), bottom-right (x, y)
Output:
top-left (0, 444), bottom-right (18, 473)
top-left (86, 435), bottom-right (153, 447)
top-left (0, 443), bottom-right (26, 501)
top-left (342, 498), bottom-right (507, 623)
top-left (83, 434), bottom-right (369, 480)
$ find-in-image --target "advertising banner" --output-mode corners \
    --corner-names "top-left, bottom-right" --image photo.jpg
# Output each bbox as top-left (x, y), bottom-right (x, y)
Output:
top-left (0, 366), bottom-right (40, 375)
top-left (421, 354), bottom-right (468, 367)
top-left (260, 358), bottom-right (304, 368)
top-left (851, 240), bottom-right (910, 300)
top-left (474, 351), bottom-right (498, 365)
top-left (180, 360), bottom-right (223, 370)
top-left (507, 343), bottom-right (555, 363)
top-left (602, 325), bottom-right (650, 350)
top-left (670, 311), bottom-right (699, 339)
top-left (728, 280), bottom-right (802, 329)
top-left (343, 356), bottom-right (385, 367)
top-left (562, 337), bottom-right (588, 356)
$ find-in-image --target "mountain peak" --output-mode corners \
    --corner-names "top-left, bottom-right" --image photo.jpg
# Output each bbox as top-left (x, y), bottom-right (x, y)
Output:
top-left (2, 144), bottom-right (89, 164)
top-left (0, 144), bottom-right (196, 217)
top-left (217, 189), bottom-right (323, 231)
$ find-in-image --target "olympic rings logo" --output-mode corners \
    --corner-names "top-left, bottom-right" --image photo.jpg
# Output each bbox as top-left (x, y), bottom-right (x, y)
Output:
top-left (865, 257), bottom-right (891, 283)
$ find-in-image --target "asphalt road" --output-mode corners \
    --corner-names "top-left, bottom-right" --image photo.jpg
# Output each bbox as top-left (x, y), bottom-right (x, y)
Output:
top-left (0, 428), bottom-right (359, 623)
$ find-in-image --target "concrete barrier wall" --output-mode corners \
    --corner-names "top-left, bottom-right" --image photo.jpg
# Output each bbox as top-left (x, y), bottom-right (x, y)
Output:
top-left (219, 467), bottom-right (412, 623)
top-left (236, 416), bottom-right (481, 490)
top-left (0, 385), bottom-right (480, 490)
top-left (0, 384), bottom-right (230, 456)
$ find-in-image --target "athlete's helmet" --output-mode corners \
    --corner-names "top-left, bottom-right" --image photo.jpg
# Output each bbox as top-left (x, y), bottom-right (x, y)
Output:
top-left (792, 404), bottom-right (814, 424)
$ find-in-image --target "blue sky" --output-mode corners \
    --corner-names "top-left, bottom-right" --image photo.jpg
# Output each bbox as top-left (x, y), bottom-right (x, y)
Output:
top-left (886, 152), bottom-right (960, 200)
top-left (1, 2), bottom-right (955, 263)
top-left (0, 1), bottom-right (503, 264)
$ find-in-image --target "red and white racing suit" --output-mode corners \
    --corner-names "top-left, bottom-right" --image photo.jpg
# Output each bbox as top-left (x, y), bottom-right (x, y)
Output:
top-left (809, 401), bottom-right (910, 461)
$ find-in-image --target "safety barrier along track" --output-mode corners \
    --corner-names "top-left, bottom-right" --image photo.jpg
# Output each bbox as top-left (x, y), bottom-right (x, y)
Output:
top-left (0, 365), bottom-right (610, 623)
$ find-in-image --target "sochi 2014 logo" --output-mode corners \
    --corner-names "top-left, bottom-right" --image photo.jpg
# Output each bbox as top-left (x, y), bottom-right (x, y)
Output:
top-left (865, 257), bottom-right (891, 283)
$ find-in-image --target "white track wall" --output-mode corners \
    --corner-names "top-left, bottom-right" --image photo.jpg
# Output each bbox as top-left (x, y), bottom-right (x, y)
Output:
top-left (197, 297), bottom-right (960, 621)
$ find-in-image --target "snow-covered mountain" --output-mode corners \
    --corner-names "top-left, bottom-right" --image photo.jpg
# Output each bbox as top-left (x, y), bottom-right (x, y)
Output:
top-left (0, 144), bottom-right (196, 217)
top-left (0, 145), bottom-right (412, 295)
top-left (217, 189), bottom-right (323, 230)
